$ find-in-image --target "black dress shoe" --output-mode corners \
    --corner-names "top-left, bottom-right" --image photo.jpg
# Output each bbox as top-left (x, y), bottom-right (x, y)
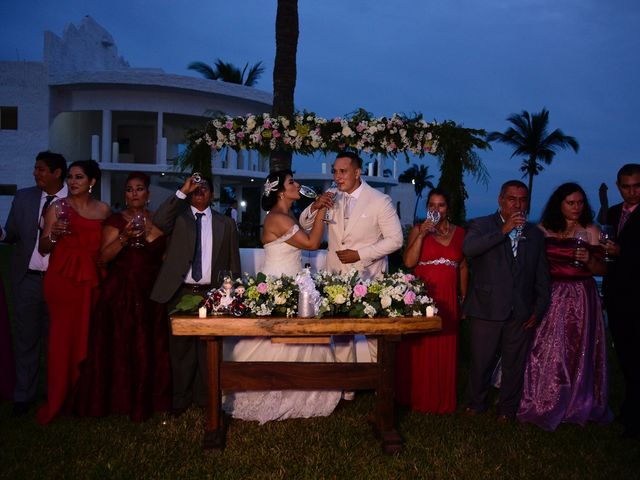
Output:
top-left (12, 402), bottom-right (30, 417)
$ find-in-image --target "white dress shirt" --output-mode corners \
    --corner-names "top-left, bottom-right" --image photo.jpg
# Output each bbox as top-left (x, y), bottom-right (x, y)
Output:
top-left (28, 185), bottom-right (68, 271)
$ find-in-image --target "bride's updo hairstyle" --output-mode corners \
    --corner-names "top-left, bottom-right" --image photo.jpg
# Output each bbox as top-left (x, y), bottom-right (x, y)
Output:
top-left (261, 169), bottom-right (293, 211)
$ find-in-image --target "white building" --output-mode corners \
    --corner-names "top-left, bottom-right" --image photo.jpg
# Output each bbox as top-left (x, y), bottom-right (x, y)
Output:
top-left (0, 16), bottom-right (414, 230)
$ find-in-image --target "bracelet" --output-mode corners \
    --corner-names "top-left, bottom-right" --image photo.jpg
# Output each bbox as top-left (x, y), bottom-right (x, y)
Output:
top-left (48, 233), bottom-right (58, 244)
top-left (118, 234), bottom-right (128, 246)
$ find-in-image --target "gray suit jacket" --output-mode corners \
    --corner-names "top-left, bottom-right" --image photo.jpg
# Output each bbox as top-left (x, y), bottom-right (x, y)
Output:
top-left (462, 212), bottom-right (550, 323)
top-left (3, 187), bottom-right (43, 284)
top-left (150, 194), bottom-right (241, 304)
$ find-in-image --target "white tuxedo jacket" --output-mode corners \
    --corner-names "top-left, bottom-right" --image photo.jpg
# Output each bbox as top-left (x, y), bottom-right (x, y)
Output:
top-left (300, 181), bottom-right (403, 279)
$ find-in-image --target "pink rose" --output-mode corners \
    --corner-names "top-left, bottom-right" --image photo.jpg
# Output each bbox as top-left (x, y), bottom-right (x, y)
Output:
top-left (403, 290), bottom-right (416, 305)
top-left (404, 274), bottom-right (415, 282)
top-left (257, 282), bottom-right (268, 294)
top-left (273, 130), bottom-right (282, 138)
top-left (353, 284), bottom-right (368, 298)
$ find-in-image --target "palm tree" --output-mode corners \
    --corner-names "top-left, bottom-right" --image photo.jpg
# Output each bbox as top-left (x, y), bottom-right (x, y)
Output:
top-left (487, 108), bottom-right (579, 210)
top-left (270, 0), bottom-right (299, 172)
top-left (188, 59), bottom-right (265, 87)
top-left (434, 121), bottom-right (491, 224)
top-left (398, 164), bottom-right (435, 224)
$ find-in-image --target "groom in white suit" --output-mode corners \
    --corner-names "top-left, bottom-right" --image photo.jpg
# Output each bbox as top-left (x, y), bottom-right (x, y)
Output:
top-left (300, 151), bottom-right (403, 363)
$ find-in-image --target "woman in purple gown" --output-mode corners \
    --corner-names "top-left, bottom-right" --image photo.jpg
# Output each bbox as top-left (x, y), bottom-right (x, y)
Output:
top-left (518, 182), bottom-right (612, 430)
top-left (75, 172), bottom-right (171, 422)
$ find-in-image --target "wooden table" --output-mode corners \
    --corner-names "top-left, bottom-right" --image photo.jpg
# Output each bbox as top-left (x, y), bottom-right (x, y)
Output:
top-left (171, 315), bottom-right (441, 453)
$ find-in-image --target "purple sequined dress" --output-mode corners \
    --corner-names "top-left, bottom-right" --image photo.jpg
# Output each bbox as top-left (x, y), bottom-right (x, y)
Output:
top-left (517, 237), bottom-right (612, 430)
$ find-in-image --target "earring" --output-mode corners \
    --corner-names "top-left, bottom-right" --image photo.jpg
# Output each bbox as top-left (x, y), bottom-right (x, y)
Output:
top-left (89, 185), bottom-right (93, 194)
top-left (280, 194), bottom-right (285, 200)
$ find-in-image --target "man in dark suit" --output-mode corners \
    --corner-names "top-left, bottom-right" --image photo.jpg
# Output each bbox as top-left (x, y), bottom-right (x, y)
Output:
top-left (462, 180), bottom-right (550, 421)
top-left (1, 152), bottom-right (67, 416)
top-left (151, 175), bottom-right (241, 415)
top-left (603, 163), bottom-right (640, 439)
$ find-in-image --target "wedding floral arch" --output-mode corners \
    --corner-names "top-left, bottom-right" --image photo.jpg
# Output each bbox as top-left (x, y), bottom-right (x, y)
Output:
top-left (190, 109), bottom-right (439, 157)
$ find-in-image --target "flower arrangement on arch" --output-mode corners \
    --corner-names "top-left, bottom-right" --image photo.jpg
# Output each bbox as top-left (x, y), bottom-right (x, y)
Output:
top-left (191, 109), bottom-right (439, 157)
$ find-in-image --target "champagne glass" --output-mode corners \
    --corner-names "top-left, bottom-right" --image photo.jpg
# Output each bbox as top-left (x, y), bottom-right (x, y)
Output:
top-left (599, 225), bottom-right (614, 263)
top-left (129, 212), bottom-right (146, 248)
top-left (299, 185), bottom-right (318, 199)
top-left (323, 181), bottom-right (338, 224)
top-left (426, 209), bottom-right (441, 234)
top-left (192, 172), bottom-right (202, 184)
top-left (571, 229), bottom-right (589, 267)
top-left (54, 198), bottom-right (71, 235)
top-left (514, 211), bottom-right (527, 240)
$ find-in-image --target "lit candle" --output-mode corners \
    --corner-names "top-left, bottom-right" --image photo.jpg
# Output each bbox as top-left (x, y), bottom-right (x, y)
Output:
top-left (198, 306), bottom-right (207, 318)
top-left (368, 163), bottom-right (374, 176)
top-left (426, 305), bottom-right (434, 317)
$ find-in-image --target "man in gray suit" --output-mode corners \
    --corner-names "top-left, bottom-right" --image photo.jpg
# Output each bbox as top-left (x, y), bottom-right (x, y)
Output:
top-left (151, 175), bottom-right (240, 415)
top-left (1, 152), bottom-right (67, 416)
top-left (463, 180), bottom-right (550, 421)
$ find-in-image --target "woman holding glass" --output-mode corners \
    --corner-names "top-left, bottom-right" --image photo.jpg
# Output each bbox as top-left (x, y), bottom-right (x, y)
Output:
top-left (396, 188), bottom-right (468, 414)
top-left (36, 160), bottom-right (110, 424)
top-left (518, 182), bottom-right (612, 430)
top-left (75, 172), bottom-right (171, 422)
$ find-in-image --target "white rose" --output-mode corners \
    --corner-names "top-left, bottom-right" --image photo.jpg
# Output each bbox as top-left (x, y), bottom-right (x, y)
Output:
top-left (274, 294), bottom-right (286, 305)
top-left (342, 126), bottom-right (354, 137)
top-left (282, 118), bottom-right (290, 128)
top-left (334, 294), bottom-right (346, 305)
top-left (289, 129), bottom-right (298, 137)
top-left (246, 117), bottom-right (256, 130)
top-left (381, 295), bottom-right (392, 309)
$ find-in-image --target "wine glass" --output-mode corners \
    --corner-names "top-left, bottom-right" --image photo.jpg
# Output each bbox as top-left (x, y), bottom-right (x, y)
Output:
top-left (514, 211), bottom-right (527, 241)
top-left (426, 209), bottom-right (441, 234)
top-left (192, 172), bottom-right (202, 184)
top-left (599, 225), bottom-right (614, 263)
top-left (129, 212), bottom-right (146, 248)
top-left (323, 181), bottom-right (338, 224)
top-left (54, 198), bottom-right (71, 235)
top-left (571, 229), bottom-right (589, 267)
top-left (299, 185), bottom-right (318, 199)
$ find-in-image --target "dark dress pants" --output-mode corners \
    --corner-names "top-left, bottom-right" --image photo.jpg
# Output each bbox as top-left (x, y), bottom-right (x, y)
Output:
top-left (467, 315), bottom-right (533, 416)
top-left (167, 285), bottom-right (209, 410)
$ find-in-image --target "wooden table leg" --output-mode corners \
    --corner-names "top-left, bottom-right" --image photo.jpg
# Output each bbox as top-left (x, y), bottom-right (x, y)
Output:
top-left (203, 336), bottom-right (226, 450)
top-left (374, 336), bottom-right (403, 454)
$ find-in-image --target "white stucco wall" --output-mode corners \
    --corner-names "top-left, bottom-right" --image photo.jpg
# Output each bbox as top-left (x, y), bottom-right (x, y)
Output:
top-left (0, 61), bottom-right (50, 220)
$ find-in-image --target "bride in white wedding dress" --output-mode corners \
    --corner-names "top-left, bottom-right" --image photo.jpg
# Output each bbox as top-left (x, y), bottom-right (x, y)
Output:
top-left (222, 170), bottom-right (341, 424)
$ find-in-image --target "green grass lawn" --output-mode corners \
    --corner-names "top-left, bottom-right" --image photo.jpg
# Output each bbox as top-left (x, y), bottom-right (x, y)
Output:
top-left (1, 243), bottom-right (638, 478)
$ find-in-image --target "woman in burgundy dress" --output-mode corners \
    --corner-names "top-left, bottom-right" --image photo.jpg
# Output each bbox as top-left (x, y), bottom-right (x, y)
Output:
top-left (518, 182), bottom-right (612, 430)
top-left (397, 188), bottom-right (468, 414)
top-left (75, 172), bottom-right (171, 422)
top-left (37, 160), bottom-right (110, 424)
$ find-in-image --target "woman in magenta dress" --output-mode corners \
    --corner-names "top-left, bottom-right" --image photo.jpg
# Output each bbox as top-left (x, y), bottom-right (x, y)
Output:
top-left (75, 172), bottom-right (171, 421)
top-left (397, 188), bottom-right (468, 414)
top-left (518, 182), bottom-right (612, 430)
top-left (37, 160), bottom-right (110, 424)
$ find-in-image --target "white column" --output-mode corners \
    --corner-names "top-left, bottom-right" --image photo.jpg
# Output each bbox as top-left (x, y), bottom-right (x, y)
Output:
top-left (112, 142), bottom-right (119, 163)
top-left (377, 153), bottom-right (384, 177)
top-left (101, 110), bottom-right (112, 162)
top-left (91, 135), bottom-right (100, 161)
top-left (393, 159), bottom-right (398, 179)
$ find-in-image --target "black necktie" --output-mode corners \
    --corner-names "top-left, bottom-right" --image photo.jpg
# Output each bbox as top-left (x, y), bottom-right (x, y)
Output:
top-left (39, 195), bottom-right (56, 233)
top-left (192, 213), bottom-right (205, 282)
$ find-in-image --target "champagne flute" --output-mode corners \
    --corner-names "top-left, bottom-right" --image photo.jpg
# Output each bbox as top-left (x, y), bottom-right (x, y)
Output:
top-left (299, 185), bottom-right (318, 199)
top-left (599, 225), bottom-right (614, 263)
top-left (323, 181), bottom-right (338, 224)
top-left (129, 212), bottom-right (146, 248)
top-left (192, 172), bottom-right (202, 184)
top-left (571, 229), bottom-right (589, 267)
top-left (54, 198), bottom-right (71, 235)
top-left (426, 209), bottom-right (441, 234)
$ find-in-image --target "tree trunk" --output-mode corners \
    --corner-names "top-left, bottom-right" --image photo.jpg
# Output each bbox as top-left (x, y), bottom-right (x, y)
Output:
top-left (271, 0), bottom-right (299, 172)
top-left (526, 155), bottom-right (535, 214)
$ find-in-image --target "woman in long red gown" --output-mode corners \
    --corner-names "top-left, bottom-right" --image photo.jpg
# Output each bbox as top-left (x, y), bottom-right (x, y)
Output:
top-left (75, 172), bottom-right (171, 421)
top-left (36, 160), bottom-right (110, 424)
top-left (396, 188), bottom-right (468, 414)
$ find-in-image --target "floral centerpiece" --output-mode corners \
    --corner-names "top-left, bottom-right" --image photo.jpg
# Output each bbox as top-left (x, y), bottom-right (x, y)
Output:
top-left (189, 109), bottom-right (439, 157)
top-left (242, 269), bottom-right (435, 319)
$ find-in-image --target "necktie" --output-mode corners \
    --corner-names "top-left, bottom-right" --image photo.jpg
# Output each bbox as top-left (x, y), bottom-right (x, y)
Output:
top-left (509, 229), bottom-right (518, 257)
top-left (192, 213), bottom-right (205, 282)
top-left (618, 209), bottom-right (630, 236)
top-left (343, 195), bottom-right (352, 223)
top-left (39, 195), bottom-right (56, 233)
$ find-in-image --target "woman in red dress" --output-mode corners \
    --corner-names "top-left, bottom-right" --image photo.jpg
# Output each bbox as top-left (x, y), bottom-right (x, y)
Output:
top-left (396, 188), bottom-right (468, 414)
top-left (36, 160), bottom-right (110, 424)
top-left (75, 172), bottom-right (171, 421)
